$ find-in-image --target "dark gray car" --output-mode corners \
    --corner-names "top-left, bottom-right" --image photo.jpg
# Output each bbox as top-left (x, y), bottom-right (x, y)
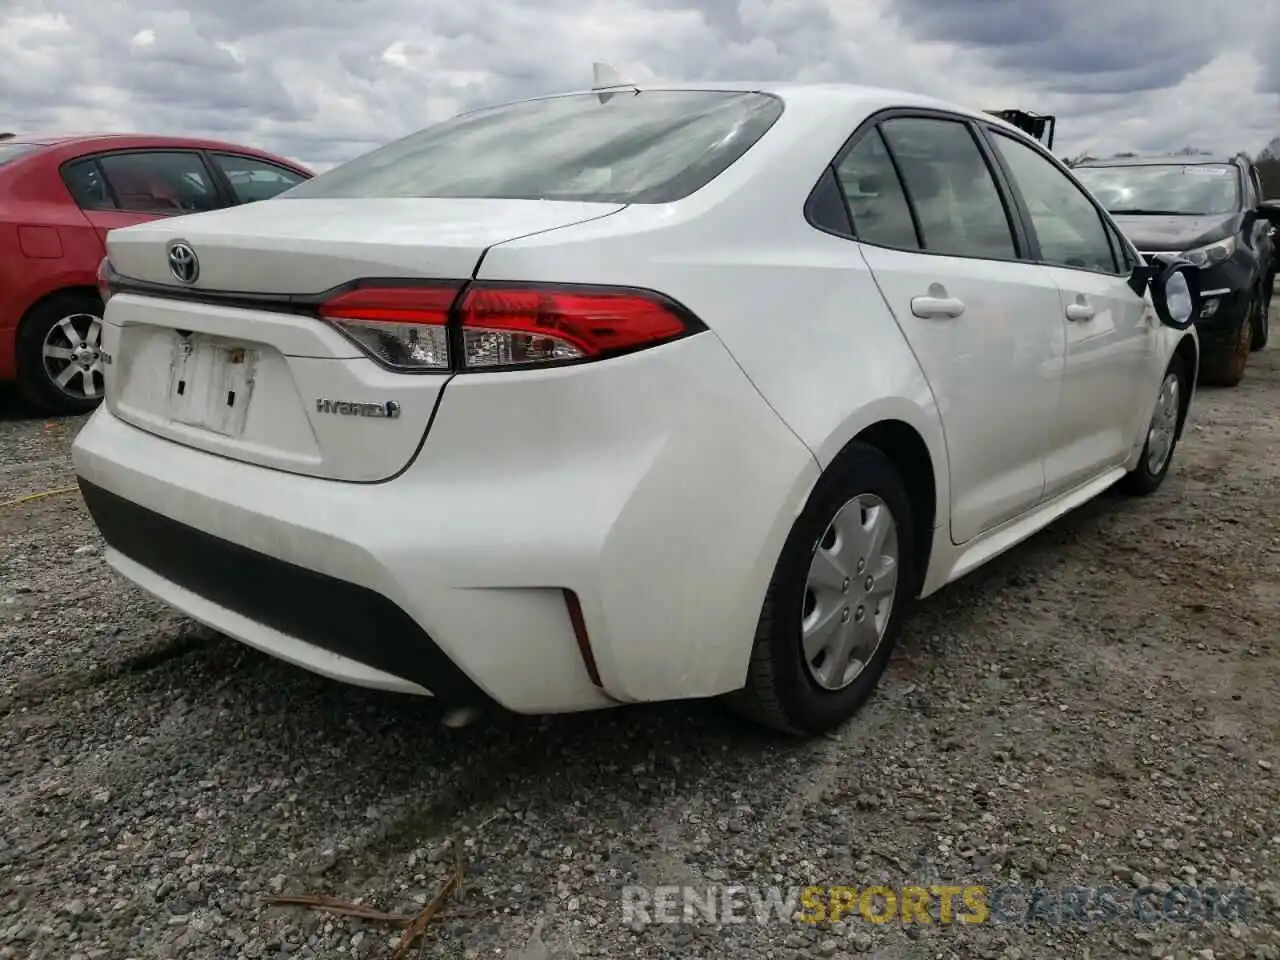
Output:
top-left (1072, 153), bottom-right (1275, 387)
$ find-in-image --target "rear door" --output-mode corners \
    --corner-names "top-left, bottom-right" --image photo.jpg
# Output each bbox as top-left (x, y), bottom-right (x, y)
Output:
top-left (984, 128), bottom-right (1156, 496)
top-left (836, 112), bottom-right (1067, 544)
top-left (63, 150), bottom-right (224, 249)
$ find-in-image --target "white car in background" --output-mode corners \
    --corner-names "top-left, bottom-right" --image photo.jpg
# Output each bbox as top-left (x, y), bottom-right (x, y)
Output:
top-left (72, 80), bottom-right (1202, 736)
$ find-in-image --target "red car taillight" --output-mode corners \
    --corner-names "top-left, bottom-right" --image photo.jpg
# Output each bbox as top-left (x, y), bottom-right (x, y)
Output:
top-left (318, 283), bottom-right (458, 371)
top-left (317, 280), bottom-right (702, 373)
top-left (97, 256), bottom-right (117, 306)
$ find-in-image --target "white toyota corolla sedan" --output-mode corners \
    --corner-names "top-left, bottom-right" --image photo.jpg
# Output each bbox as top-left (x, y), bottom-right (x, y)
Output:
top-left (71, 81), bottom-right (1204, 736)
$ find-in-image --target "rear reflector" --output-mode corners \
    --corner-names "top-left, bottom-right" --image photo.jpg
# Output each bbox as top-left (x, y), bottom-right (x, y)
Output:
top-left (316, 280), bottom-right (701, 373)
top-left (562, 589), bottom-right (603, 688)
top-left (97, 257), bottom-right (117, 306)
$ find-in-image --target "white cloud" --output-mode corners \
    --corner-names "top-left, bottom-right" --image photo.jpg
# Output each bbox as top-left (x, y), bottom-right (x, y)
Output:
top-left (0, 0), bottom-right (1276, 172)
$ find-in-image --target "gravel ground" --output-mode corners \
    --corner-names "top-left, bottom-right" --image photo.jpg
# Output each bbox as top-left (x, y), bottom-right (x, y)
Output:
top-left (2, 316), bottom-right (1279, 960)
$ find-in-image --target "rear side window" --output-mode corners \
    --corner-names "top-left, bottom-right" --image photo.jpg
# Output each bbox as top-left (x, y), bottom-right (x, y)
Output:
top-left (282, 90), bottom-right (783, 204)
top-left (835, 129), bottom-right (920, 249)
top-left (97, 152), bottom-right (221, 214)
top-left (63, 158), bottom-right (115, 209)
top-left (0, 142), bottom-right (41, 166)
top-left (879, 117), bottom-right (1017, 260)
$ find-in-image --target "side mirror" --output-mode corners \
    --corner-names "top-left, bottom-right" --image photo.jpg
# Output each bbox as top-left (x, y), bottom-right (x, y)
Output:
top-left (1140, 254), bottom-right (1199, 330)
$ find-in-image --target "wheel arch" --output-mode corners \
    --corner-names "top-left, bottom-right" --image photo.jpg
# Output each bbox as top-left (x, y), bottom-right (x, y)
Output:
top-left (13, 282), bottom-right (104, 374)
top-left (809, 399), bottom-right (949, 597)
top-left (1172, 332), bottom-right (1198, 439)
top-left (12, 284), bottom-right (106, 412)
top-left (16, 284), bottom-right (103, 334)
top-left (851, 420), bottom-right (938, 595)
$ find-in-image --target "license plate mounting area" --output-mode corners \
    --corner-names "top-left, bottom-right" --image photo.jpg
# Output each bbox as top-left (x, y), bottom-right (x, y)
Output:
top-left (165, 333), bottom-right (257, 437)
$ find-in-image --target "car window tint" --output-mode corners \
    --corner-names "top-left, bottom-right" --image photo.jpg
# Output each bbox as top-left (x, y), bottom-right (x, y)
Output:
top-left (211, 153), bottom-right (307, 203)
top-left (834, 128), bottom-right (920, 249)
top-left (97, 152), bottom-right (220, 215)
top-left (62, 158), bottom-right (116, 210)
top-left (994, 134), bottom-right (1119, 273)
top-left (879, 117), bottom-right (1017, 260)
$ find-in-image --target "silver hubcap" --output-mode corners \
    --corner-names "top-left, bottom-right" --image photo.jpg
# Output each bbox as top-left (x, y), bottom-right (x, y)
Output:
top-left (42, 312), bottom-right (104, 400)
top-left (802, 493), bottom-right (899, 691)
top-left (1145, 372), bottom-right (1180, 475)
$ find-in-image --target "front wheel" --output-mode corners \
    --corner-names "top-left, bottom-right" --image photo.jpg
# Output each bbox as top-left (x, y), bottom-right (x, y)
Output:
top-left (1119, 354), bottom-right (1188, 496)
top-left (15, 292), bottom-right (107, 416)
top-left (725, 443), bottom-right (917, 735)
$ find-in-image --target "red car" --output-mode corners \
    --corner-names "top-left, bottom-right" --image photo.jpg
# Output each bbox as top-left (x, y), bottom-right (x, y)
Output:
top-left (0, 134), bottom-right (312, 414)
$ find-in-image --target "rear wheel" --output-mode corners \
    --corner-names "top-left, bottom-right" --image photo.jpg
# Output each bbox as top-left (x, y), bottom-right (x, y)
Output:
top-left (15, 292), bottom-right (106, 416)
top-left (1119, 354), bottom-right (1188, 496)
top-left (726, 443), bottom-right (917, 735)
top-left (1198, 297), bottom-right (1254, 387)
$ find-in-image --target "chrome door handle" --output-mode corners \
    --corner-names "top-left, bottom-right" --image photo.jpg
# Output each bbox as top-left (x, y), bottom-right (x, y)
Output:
top-left (1065, 303), bottom-right (1096, 322)
top-left (910, 296), bottom-right (966, 319)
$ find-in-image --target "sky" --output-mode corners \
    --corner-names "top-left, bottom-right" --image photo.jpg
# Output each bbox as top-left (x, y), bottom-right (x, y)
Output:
top-left (1, 0), bottom-right (1277, 173)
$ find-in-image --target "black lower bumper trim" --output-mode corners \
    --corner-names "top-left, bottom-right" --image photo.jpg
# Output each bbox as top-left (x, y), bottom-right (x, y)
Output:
top-left (77, 479), bottom-right (487, 704)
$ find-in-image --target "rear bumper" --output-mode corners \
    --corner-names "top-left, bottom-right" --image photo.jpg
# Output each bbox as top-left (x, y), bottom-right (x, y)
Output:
top-left (78, 479), bottom-right (485, 701)
top-left (71, 333), bottom-right (820, 713)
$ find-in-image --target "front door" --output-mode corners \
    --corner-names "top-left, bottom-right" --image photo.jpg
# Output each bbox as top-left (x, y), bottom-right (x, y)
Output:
top-left (985, 128), bottom-right (1157, 496)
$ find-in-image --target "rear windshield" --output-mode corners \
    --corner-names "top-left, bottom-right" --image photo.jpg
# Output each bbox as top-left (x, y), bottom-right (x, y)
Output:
top-left (282, 90), bottom-right (783, 204)
top-left (0, 143), bottom-right (41, 167)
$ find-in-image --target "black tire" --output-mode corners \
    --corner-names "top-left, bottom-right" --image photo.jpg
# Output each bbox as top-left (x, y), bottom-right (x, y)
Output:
top-left (1198, 300), bottom-right (1253, 388)
top-left (1253, 279), bottom-right (1272, 351)
top-left (15, 292), bottom-right (106, 416)
top-left (725, 442), bottom-right (918, 736)
top-left (1118, 353), bottom-right (1189, 497)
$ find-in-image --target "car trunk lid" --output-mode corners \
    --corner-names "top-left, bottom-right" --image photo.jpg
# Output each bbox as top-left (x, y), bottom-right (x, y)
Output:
top-left (101, 198), bottom-right (624, 482)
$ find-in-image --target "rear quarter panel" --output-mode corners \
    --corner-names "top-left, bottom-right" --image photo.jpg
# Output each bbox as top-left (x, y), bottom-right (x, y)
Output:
top-left (479, 200), bottom-right (951, 532)
top-left (0, 157), bottom-right (104, 377)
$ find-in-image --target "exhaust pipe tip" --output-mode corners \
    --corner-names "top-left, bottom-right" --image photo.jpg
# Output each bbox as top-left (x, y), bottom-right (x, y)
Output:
top-left (440, 706), bottom-right (482, 729)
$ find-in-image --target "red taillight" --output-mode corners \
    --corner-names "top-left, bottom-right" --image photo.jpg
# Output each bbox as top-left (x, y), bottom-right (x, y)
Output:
top-left (318, 282), bottom-right (461, 371)
top-left (97, 257), bottom-right (116, 306)
top-left (318, 284), bottom-right (459, 325)
top-left (316, 280), bottom-right (700, 373)
top-left (457, 284), bottom-right (693, 369)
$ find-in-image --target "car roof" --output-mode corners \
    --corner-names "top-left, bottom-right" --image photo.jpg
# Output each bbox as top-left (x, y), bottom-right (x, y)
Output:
top-left (1, 133), bottom-right (309, 171)
top-left (9, 133), bottom-right (272, 150)
top-left (478, 81), bottom-right (1042, 144)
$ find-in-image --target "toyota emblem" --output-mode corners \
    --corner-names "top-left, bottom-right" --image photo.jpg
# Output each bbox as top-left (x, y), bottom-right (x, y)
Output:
top-left (167, 241), bottom-right (199, 284)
